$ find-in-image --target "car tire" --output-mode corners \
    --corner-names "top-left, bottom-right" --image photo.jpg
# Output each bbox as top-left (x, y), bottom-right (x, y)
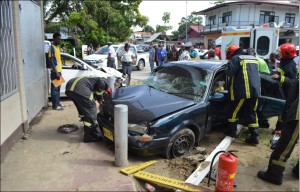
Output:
top-left (137, 59), bottom-right (145, 71)
top-left (163, 128), bottom-right (195, 159)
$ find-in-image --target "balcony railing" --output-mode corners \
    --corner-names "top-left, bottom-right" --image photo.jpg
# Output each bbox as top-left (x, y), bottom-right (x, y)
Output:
top-left (202, 20), bottom-right (269, 33)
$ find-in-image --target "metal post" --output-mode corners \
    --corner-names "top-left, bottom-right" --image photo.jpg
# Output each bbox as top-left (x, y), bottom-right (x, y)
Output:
top-left (114, 104), bottom-right (128, 167)
top-left (107, 76), bottom-right (115, 93)
top-left (185, 0), bottom-right (188, 43)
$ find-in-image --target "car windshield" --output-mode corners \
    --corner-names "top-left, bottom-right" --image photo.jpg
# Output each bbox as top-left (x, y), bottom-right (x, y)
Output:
top-left (143, 65), bottom-right (212, 100)
top-left (94, 45), bottom-right (118, 54)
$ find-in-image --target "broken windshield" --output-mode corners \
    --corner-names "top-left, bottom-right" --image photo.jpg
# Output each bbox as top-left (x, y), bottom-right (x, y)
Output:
top-left (143, 65), bottom-right (212, 100)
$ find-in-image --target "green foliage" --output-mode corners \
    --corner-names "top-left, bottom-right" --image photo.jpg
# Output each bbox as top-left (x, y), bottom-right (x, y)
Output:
top-left (43, 0), bottom-right (148, 47)
top-left (210, 0), bottom-right (225, 5)
top-left (143, 25), bottom-right (155, 33)
top-left (156, 25), bottom-right (172, 33)
top-left (172, 11), bottom-right (203, 40)
top-left (162, 12), bottom-right (171, 25)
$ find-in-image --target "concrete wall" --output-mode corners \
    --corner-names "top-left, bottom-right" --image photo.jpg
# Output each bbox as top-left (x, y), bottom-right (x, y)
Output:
top-left (203, 33), bottom-right (221, 50)
top-left (0, 93), bottom-right (23, 145)
top-left (0, 0), bottom-right (46, 162)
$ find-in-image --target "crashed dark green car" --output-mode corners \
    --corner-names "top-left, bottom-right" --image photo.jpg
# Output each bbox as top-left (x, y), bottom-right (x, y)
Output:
top-left (98, 61), bottom-right (285, 159)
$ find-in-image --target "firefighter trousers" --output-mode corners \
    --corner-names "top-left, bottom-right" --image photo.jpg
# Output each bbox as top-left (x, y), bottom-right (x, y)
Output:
top-left (228, 98), bottom-right (259, 128)
top-left (66, 91), bottom-right (97, 127)
top-left (269, 120), bottom-right (299, 170)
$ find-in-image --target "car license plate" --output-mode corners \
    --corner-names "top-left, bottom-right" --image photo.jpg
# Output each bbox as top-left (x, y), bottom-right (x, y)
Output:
top-left (103, 127), bottom-right (113, 141)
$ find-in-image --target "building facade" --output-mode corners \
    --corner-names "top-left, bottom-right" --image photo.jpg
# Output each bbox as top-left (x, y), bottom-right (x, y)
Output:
top-left (179, 25), bottom-right (204, 45)
top-left (195, 1), bottom-right (299, 49)
top-left (0, 0), bottom-right (47, 162)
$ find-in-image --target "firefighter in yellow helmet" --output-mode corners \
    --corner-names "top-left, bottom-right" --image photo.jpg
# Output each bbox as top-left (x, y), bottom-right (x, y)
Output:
top-left (225, 44), bottom-right (261, 144)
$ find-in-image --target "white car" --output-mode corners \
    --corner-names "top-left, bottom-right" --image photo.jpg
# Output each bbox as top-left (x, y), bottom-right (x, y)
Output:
top-left (49, 53), bottom-right (124, 97)
top-left (83, 44), bottom-right (149, 71)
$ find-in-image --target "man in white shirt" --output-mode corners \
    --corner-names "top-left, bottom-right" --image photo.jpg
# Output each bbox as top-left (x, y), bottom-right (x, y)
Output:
top-left (118, 43), bottom-right (136, 85)
top-left (179, 42), bottom-right (192, 61)
top-left (107, 42), bottom-right (116, 69)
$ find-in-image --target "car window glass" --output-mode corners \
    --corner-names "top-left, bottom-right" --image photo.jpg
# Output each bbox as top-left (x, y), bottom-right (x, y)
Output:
top-left (143, 65), bottom-right (212, 100)
top-left (62, 55), bottom-right (83, 70)
top-left (94, 45), bottom-right (109, 54)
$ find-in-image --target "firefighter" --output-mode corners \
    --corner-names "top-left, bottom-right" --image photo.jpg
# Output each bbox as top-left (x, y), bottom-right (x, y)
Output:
top-left (257, 80), bottom-right (299, 185)
top-left (65, 77), bottom-right (112, 143)
top-left (271, 43), bottom-right (297, 132)
top-left (225, 44), bottom-right (261, 144)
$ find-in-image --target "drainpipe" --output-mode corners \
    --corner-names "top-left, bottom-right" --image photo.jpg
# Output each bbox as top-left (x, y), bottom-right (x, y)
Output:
top-left (12, 1), bottom-right (29, 132)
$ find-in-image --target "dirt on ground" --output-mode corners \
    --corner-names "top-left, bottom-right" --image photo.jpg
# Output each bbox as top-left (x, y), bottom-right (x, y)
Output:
top-left (132, 118), bottom-right (299, 192)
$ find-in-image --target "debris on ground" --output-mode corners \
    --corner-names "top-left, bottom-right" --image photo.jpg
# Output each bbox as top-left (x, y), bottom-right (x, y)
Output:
top-left (57, 124), bottom-right (79, 134)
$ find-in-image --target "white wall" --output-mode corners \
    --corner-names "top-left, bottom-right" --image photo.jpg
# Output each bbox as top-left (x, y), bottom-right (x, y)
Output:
top-left (204, 3), bottom-right (299, 27)
top-left (0, 93), bottom-right (23, 145)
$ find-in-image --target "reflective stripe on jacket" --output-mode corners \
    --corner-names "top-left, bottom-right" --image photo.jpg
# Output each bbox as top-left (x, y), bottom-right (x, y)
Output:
top-left (65, 77), bottom-right (106, 100)
top-left (226, 55), bottom-right (261, 101)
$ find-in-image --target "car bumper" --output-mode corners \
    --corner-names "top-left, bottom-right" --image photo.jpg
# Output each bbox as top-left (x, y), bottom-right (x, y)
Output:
top-left (98, 114), bottom-right (170, 156)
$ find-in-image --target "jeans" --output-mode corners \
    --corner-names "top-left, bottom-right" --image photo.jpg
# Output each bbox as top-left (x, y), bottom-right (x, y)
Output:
top-left (50, 71), bottom-right (61, 108)
top-left (149, 59), bottom-right (154, 74)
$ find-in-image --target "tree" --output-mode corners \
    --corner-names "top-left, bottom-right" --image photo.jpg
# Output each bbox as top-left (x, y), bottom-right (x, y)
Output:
top-left (162, 12), bottom-right (171, 25)
top-left (171, 11), bottom-right (203, 40)
top-left (155, 12), bottom-right (172, 33)
top-left (43, 0), bottom-right (148, 46)
top-left (143, 25), bottom-right (155, 33)
top-left (289, 0), bottom-right (300, 3)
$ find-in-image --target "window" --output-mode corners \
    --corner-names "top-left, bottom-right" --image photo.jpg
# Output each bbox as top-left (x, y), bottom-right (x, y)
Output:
top-left (0, 1), bottom-right (18, 100)
top-left (209, 15), bottom-right (216, 25)
top-left (239, 37), bottom-right (250, 49)
top-left (257, 36), bottom-right (270, 56)
top-left (222, 12), bottom-right (232, 24)
top-left (285, 13), bottom-right (295, 26)
top-left (259, 11), bottom-right (275, 25)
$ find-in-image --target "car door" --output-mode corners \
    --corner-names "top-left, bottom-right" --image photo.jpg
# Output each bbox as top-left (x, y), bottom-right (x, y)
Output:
top-left (60, 54), bottom-right (95, 96)
top-left (207, 68), bottom-right (229, 126)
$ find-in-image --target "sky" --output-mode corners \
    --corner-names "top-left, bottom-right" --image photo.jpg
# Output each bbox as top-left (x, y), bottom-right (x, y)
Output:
top-left (135, 1), bottom-right (216, 34)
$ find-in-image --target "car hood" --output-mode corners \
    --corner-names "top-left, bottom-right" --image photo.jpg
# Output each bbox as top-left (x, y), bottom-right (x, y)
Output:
top-left (107, 85), bottom-right (196, 124)
top-left (99, 67), bottom-right (123, 78)
top-left (84, 54), bottom-right (107, 61)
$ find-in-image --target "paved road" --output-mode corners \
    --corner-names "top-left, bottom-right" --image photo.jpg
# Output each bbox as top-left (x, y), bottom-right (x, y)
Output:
top-left (131, 64), bottom-right (151, 81)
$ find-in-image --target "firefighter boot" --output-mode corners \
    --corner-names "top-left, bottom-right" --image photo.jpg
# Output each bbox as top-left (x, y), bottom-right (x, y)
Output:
top-left (83, 124), bottom-right (103, 143)
top-left (245, 128), bottom-right (259, 144)
top-left (225, 122), bottom-right (237, 138)
top-left (257, 165), bottom-right (285, 185)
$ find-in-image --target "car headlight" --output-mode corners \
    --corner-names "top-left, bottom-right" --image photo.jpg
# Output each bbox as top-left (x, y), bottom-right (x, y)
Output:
top-left (128, 123), bottom-right (148, 134)
top-left (98, 59), bottom-right (104, 63)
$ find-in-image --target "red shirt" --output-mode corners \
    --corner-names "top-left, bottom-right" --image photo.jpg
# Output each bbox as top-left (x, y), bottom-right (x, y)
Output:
top-left (208, 48), bottom-right (222, 60)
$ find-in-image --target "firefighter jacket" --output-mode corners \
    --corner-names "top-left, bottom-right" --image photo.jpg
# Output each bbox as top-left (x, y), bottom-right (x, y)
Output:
top-left (226, 55), bottom-right (261, 101)
top-left (277, 58), bottom-right (297, 94)
top-left (283, 80), bottom-right (299, 122)
top-left (66, 77), bottom-right (108, 101)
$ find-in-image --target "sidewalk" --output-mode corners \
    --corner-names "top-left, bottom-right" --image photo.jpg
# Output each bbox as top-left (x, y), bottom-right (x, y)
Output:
top-left (0, 101), bottom-right (136, 191)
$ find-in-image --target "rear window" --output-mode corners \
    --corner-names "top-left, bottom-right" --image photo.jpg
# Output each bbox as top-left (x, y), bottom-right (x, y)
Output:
top-left (257, 36), bottom-right (270, 56)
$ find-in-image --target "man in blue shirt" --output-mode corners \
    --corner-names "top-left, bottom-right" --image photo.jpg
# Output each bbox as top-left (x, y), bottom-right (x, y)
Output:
top-left (149, 43), bottom-right (155, 74)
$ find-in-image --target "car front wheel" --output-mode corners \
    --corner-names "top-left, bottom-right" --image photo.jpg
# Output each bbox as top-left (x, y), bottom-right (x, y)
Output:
top-left (137, 59), bottom-right (145, 71)
top-left (164, 128), bottom-right (195, 159)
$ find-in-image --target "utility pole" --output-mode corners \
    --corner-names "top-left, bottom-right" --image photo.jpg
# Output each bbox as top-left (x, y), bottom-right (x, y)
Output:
top-left (185, 0), bottom-right (188, 43)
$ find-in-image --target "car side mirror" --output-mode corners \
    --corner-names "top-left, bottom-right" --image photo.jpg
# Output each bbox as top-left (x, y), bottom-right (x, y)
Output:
top-left (83, 65), bottom-right (88, 70)
top-left (210, 92), bottom-right (225, 101)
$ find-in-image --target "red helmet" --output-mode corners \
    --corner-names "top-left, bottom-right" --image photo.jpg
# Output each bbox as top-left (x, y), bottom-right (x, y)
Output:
top-left (226, 44), bottom-right (240, 59)
top-left (280, 43), bottom-right (296, 59)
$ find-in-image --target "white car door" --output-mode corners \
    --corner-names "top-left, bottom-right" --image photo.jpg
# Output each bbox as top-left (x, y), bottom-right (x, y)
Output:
top-left (59, 54), bottom-right (95, 96)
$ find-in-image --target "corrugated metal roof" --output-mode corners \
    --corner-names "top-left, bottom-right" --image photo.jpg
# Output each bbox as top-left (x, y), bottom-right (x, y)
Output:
top-left (144, 32), bottom-right (162, 43)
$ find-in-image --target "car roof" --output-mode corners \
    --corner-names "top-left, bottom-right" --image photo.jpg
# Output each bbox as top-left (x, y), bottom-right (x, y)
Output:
top-left (166, 60), bottom-right (227, 70)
